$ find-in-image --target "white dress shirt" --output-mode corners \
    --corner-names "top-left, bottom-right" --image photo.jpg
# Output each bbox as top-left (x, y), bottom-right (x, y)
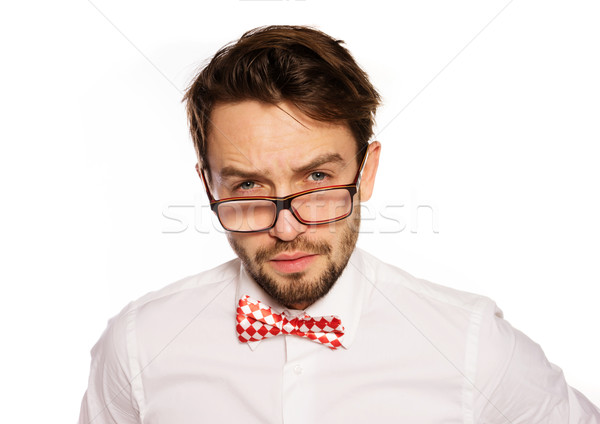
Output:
top-left (79, 248), bottom-right (600, 423)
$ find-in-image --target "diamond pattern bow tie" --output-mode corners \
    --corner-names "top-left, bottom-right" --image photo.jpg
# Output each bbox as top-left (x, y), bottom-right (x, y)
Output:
top-left (236, 295), bottom-right (345, 350)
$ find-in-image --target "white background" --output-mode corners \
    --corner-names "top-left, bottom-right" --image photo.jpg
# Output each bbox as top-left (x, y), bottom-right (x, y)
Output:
top-left (1, 0), bottom-right (599, 422)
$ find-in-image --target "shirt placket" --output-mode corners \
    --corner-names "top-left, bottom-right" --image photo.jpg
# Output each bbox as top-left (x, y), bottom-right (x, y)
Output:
top-left (281, 312), bottom-right (319, 424)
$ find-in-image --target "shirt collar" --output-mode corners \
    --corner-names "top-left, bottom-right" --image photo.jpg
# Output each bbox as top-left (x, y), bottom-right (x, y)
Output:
top-left (235, 248), bottom-right (371, 351)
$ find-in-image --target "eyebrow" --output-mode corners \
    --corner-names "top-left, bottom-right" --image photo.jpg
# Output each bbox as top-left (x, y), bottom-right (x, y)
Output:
top-left (218, 153), bottom-right (346, 182)
top-left (291, 153), bottom-right (345, 174)
top-left (219, 167), bottom-right (270, 181)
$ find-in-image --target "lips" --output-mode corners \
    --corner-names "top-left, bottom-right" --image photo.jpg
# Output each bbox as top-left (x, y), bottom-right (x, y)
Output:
top-left (269, 252), bottom-right (318, 273)
top-left (271, 251), bottom-right (313, 261)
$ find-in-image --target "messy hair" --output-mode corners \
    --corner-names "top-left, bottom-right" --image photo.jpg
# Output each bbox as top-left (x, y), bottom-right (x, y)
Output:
top-left (183, 25), bottom-right (381, 175)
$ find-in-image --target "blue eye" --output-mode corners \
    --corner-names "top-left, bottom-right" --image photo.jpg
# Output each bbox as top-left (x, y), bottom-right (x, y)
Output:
top-left (309, 172), bottom-right (327, 182)
top-left (238, 181), bottom-right (255, 190)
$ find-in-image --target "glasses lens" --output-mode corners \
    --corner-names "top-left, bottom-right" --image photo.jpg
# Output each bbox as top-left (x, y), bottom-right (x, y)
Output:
top-left (291, 188), bottom-right (352, 223)
top-left (217, 200), bottom-right (276, 231)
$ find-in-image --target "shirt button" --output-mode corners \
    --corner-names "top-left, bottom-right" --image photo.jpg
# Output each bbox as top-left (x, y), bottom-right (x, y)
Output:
top-left (293, 364), bottom-right (303, 375)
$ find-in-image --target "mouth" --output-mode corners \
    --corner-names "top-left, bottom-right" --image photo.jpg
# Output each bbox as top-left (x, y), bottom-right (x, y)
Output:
top-left (268, 252), bottom-right (319, 274)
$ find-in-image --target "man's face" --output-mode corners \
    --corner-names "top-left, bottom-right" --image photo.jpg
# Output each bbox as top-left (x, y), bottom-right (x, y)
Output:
top-left (204, 101), bottom-right (380, 309)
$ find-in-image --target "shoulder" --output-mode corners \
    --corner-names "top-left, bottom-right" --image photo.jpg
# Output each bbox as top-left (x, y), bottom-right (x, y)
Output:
top-left (352, 250), bottom-right (599, 421)
top-left (354, 247), bottom-right (498, 316)
top-left (87, 257), bottom-right (241, 375)
top-left (80, 259), bottom-right (241, 422)
top-left (127, 257), bottom-right (241, 314)
top-left (354, 248), bottom-right (504, 374)
top-left (99, 257), bottom-right (241, 346)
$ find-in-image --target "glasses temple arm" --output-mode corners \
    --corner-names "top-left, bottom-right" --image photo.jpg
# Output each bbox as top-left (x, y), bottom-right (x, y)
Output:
top-left (196, 163), bottom-right (216, 202)
top-left (353, 146), bottom-right (370, 186)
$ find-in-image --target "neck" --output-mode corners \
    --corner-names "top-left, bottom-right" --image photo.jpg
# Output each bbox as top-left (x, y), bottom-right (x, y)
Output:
top-left (287, 301), bottom-right (311, 311)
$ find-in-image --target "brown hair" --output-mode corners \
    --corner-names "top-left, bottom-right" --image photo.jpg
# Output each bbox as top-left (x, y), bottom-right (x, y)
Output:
top-left (183, 25), bottom-right (381, 175)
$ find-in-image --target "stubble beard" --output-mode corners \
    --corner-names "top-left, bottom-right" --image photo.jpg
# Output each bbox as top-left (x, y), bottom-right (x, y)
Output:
top-left (228, 206), bottom-right (361, 309)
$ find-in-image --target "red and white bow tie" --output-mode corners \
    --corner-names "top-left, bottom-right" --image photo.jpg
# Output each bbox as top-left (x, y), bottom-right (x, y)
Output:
top-left (236, 295), bottom-right (345, 350)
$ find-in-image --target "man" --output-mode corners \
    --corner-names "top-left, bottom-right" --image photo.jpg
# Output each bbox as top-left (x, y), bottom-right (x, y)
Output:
top-left (79, 25), bottom-right (600, 423)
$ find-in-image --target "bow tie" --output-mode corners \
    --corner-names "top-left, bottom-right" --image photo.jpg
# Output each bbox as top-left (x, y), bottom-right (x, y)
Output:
top-left (236, 295), bottom-right (345, 350)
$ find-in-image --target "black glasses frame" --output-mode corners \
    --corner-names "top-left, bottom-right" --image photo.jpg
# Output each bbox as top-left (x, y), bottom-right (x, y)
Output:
top-left (197, 147), bottom-right (369, 233)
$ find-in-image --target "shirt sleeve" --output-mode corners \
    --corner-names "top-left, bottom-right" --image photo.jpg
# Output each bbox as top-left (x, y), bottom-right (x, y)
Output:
top-left (473, 301), bottom-right (600, 423)
top-left (78, 306), bottom-right (142, 424)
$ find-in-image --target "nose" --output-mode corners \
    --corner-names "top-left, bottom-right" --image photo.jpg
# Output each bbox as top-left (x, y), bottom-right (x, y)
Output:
top-left (268, 209), bottom-right (307, 241)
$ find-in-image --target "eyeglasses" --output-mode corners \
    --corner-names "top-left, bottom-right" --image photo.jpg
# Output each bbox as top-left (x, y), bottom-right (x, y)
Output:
top-left (198, 148), bottom-right (369, 233)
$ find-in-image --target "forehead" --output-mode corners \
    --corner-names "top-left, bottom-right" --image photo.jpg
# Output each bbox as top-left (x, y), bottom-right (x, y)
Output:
top-left (206, 101), bottom-right (357, 176)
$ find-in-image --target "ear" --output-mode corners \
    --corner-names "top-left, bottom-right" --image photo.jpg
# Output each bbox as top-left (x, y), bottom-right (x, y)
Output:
top-left (195, 162), bottom-right (202, 179)
top-left (359, 141), bottom-right (381, 202)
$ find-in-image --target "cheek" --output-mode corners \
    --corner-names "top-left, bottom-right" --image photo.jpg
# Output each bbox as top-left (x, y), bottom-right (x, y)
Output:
top-left (228, 232), bottom-right (269, 253)
top-left (306, 221), bottom-right (347, 242)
